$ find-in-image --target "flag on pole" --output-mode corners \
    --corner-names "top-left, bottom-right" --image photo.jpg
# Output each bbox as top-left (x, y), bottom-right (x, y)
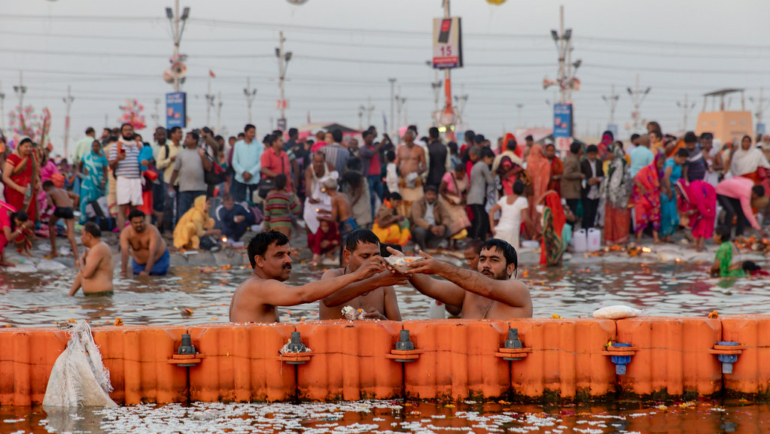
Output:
top-left (209, 70), bottom-right (216, 78)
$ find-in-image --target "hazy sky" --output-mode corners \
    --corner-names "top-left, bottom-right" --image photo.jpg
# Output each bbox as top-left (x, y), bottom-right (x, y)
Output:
top-left (3, 0), bottom-right (770, 155)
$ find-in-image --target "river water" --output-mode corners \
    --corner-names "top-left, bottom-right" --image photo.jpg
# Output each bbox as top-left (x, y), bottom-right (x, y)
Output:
top-left (1, 399), bottom-right (767, 434)
top-left (0, 255), bottom-right (767, 327)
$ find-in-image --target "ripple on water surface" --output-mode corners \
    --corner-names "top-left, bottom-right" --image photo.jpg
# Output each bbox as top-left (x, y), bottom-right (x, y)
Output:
top-left (0, 400), bottom-right (767, 434)
top-left (0, 260), bottom-right (767, 327)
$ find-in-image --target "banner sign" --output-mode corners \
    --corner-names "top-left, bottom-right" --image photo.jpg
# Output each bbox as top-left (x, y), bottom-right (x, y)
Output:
top-left (432, 17), bottom-right (463, 69)
top-left (553, 103), bottom-right (573, 138)
top-left (166, 92), bottom-right (187, 129)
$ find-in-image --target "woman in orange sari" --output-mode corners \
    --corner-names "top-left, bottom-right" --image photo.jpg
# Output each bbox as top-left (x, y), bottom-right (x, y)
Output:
top-left (526, 144), bottom-right (550, 235)
top-left (2, 137), bottom-right (39, 222)
top-left (538, 190), bottom-right (566, 266)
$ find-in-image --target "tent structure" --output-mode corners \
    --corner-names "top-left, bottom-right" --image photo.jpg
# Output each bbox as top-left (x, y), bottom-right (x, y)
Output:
top-left (296, 122), bottom-right (360, 141)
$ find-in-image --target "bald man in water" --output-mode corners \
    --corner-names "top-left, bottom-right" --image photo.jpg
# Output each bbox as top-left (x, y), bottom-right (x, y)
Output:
top-left (229, 231), bottom-right (385, 323)
top-left (389, 238), bottom-right (532, 319)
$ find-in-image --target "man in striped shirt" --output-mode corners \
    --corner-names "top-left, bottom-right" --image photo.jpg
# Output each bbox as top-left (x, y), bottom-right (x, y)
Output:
top-left (109, 123), bottom-right (143, 230)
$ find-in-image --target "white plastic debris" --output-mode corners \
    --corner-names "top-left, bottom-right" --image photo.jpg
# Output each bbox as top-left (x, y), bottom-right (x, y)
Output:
top-left (42, 320), bottom-right (117, 407)
top-left (341, 306), bottom-right (363, 321)
top-left (592, 305), bottom-right (645, 319)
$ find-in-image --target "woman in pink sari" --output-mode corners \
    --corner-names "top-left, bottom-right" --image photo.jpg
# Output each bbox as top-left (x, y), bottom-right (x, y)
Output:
top-left (632, 153), bottom-right (665, 245)
top-left (526, 144), bottom-right (551, 236)
top-left (675, 179), bottom-right (716, 252)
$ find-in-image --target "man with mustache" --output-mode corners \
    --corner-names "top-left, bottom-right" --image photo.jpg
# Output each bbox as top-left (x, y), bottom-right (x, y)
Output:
top-left (229, 231), bottom-right (385, 323)
top-left (388, 238), bottom-right (532, 319)
top-left (108, 123), bottom-right (144, 230)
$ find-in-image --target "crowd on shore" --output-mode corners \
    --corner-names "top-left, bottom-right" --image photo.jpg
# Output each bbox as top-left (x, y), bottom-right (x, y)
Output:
top-left (0, 119), bottom-right (768, 302)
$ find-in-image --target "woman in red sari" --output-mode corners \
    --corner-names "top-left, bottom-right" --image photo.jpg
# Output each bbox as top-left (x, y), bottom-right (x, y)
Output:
top-left (631, 153), bottom-right (665, 245)
top-left (526, 144), bottom-right (551, 236)
top-left (2, 137), bottom-right (39, 222)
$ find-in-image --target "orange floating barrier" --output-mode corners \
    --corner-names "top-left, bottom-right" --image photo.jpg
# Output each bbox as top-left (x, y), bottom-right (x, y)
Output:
top-left (92, 326), bottom-right (188, 404)
top-left (188, 323), bottom-right (296, 402)
top-left (296, 320), bottom-right (403, 401)
top-left (508, 318), bottom-right (616, 400)
top-left (720, 315), bottom-right (770, 395)
top-left (403, 320), bottom-right (511, 400)
top-left (616, 317), bottom-right (721, 397)
top-left (0, 328), bottom-right (68, 406)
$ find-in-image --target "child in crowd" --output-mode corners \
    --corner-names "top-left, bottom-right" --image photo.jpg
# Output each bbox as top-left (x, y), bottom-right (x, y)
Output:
top-left (43, 180), bottom-right (78, 259)
top-left (310, 220), bottom-right (340, 266)
top-left (12, 211), bottom-right (34, 257)
top-left (263, 174), bottom-right (301, 240)
top-left (385, 150), bottom-right (399, 197)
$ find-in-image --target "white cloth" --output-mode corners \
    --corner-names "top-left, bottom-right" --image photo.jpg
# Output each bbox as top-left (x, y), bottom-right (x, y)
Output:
top-left (704, 146), bottom-right (721, 187)
top-left (116, 176), bottom-right (143, 206)
top-left (43, 321), bottom-right (116, 408)
top-left (494, 195), bottom-right (528, 248)
top-left (730, 147), bottom-right (770, 176)
top-left (303, 165), bottom-right (338, 234)
top-left (386, 163), bottom-right (399, 194)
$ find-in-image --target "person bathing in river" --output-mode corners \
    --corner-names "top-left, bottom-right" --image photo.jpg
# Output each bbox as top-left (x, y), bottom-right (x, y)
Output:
top-left (387, 238), bottom-right (532, 319)
top-left (69, 222), bottom-right (114, 296)
top-left (120, 209), bottom-right (170, 276)
top-left (318, 229), bottom-right (405, 321)
top-left (42, 180), bottom-right (78, 259)
top-left (229, 231), bottom-right (385, 323)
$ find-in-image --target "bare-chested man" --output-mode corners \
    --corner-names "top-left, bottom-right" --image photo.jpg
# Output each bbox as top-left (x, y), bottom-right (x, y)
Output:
top-left (69, 222), bottom-right (114, 296)
top-left (319, 229), bottom-right (406, 320)
top-left (318, 178), bottom-right (357, 265)
top-left (120, 209), bottom-right (170, 277)
top-left (229, 231), bottom-right (384, 323)
top-left (389, 238), bottom-right (532, 319)
top-left (395, 129), bottom-right (426, 217)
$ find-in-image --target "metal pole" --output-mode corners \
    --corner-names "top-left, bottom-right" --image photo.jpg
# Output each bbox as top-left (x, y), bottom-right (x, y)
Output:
top-left (15, 71), bottom-right (26, 108)
top-left (396, 86), bottom-right (402, 132)
top-left (759, 87), bottom-right (764, 127)
top-left (217, 91), bottom-right (222, 133)
top-left (278, 31), bottom-right (286, 124)
top-left (610, 84), bottom-right (616, 124)
top-left (205, 78), bottom-right (212, 126)
top-left (388, 78), bottom-right (396, 137)
top-left (63, 85), bottom-right (74, 159)
top-left (153, 98), bottom-right (160, 127)
top-left (634, 74), bottom-right (640, 131)
top-left (443, 0), bottom-right (452, 113)
top-left (0, 80), bottom-right (5, 132)
top-left (559, 5), bottom-right (565, 104)
top-left (683, 93), bottom-right (688, 130)
top-left (366, 96), bottom-right (374, 127)
top-left (173, 0), bottom-right (180, 92)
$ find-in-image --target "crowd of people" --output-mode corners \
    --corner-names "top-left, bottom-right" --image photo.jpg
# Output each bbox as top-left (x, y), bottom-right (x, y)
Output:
top-left (1, 118), bottom-right (768, 299)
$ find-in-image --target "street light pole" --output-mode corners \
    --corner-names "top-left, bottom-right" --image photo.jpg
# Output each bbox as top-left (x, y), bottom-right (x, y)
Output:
top-left (165, 1), bottom-right (190, 92)
top-left (388, 78), bottom-right (396, 137)
top-left (275, 31), bottom-right (292, 130)
top-left (62, 85), bottom-right (74, 159)
top-left (243, 77), bottom-right (257, 124)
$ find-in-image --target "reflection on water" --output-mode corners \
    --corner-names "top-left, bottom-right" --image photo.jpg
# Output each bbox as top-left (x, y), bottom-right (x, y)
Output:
top-left (1, 399), bottom-right (768, 434)
top-left (0, 258), bottom-right (768, 327)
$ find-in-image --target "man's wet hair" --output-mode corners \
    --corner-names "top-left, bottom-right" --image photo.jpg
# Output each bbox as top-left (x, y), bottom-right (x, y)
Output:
top-left (83, 222), bottom-right (101, 238)
top-left (128, 209), bottom-right (145, 220)
top-left (753, 185), bottom-right (765, 197)
top-left (464, 238), bottom-right (485, 254)
top-left (248, 231), bottom-right (290, 268)
top-left (483, 238), bottom-right (518, 271)
top-left (345, 229), bottom-right (381, 254)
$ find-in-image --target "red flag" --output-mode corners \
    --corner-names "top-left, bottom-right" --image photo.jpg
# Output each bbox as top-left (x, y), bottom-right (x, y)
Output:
top-left (209, 69), bottom-right (216, 78)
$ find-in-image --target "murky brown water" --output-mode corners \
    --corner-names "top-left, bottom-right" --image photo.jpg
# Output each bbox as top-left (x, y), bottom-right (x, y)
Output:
top-left (1, 399), bottom-right (767, 434)
top-left (0, 256), bottom-right (768, 327)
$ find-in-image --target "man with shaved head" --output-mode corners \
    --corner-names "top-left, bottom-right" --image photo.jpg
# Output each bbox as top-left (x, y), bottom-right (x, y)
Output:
top-left (395, 129), bottom-right (426, 218)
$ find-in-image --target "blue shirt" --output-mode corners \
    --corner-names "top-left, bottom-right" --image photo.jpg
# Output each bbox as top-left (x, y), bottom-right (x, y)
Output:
top-left (232, 139), bottom-right (264, 185)
top-left (629, 145), bottom-right (654, 179)
top-left (139, 145), bottom-right (155, 172)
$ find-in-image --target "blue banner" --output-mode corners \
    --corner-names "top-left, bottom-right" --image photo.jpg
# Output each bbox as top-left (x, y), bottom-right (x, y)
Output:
top-left (553, 103), bottom-right (573, 138)
top-left (166, 92), bottom-right (186, 129)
